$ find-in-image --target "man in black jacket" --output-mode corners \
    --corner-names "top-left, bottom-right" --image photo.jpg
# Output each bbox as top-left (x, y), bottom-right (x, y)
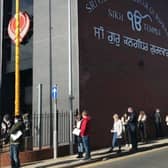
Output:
top-left (9, 116), bottom-right (24, 168)
top-left (127, 107), bottom-right (138, 151)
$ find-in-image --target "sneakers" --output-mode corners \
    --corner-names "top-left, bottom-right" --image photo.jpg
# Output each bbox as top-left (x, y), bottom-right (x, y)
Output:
top-left (125, 144), bottom-right (132, 149)
top-left (82, 157), bottom-right (91, 161)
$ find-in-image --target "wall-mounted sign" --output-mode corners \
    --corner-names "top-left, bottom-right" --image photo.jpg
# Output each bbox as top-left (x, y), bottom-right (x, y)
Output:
top-left (8, 12), bottom-right (30, 43)
top-left (79, 0), bottom-right (168, 148)
top-left (52, 86), bottom-right (58, 100)
top-left (80, 0), bottom-right (168, 59)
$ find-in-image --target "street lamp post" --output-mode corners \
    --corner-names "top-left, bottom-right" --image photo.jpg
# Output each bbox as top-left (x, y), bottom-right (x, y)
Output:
top-left (15, 0), bottom-right (20, 117)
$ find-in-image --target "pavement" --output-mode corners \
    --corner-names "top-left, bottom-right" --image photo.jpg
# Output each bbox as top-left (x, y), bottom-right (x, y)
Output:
top-left (19, 138), bottom-right (168, 168)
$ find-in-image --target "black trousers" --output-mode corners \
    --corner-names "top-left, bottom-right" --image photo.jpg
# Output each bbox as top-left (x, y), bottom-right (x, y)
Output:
top-left (155, 122), bottom-right (162, 138)
top-left (138, 123), bottom-right (147, 142)
top-left (128, 125), bottom-right (137, 150)
top-left (123, 126), bottom-right (131, 145)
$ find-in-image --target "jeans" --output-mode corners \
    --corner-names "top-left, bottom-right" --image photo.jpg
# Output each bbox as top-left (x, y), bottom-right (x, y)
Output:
top-left (82, 136), bottom-right (91, 159)
top-left (112, 132), bottom-right (121, 150)
top-left (77, 136), bottom-right (83, 153)
top-left (10, 144), bottom-right (20, 168)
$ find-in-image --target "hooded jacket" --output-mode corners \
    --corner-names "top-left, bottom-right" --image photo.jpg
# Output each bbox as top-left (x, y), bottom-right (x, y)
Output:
top-left (80, 116), bottom-right (91, 137)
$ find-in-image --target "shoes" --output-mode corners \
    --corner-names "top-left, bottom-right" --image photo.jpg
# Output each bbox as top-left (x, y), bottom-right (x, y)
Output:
top-left (125, 144), bottom-right (129, 148)
top-left (117, 149), bottom-right (121, 154)
top-left (129, 148), bottom-right (137, 153)
top-left (107, 148), bottom-right (113, 153)
top-left (76, 153), bottom-right (83, 159)
top-left (76, 155), bottom-right (83, 159)
top-left (82, 157), bottom-right (91, 161)
top-left (129, 144), bottom-right (132, 149)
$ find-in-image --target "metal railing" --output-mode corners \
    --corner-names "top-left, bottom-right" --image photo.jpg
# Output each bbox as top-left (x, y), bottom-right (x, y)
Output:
top-left (32, 111), bottom-right (70, 148)
top-left (0, 111), bottom-right (71, 152)
top-left (58, 111), bottom-right (70, 146)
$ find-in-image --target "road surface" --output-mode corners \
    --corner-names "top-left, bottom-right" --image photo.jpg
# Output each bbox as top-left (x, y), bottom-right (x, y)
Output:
top-left (77, 146), bottom-right (168, 168)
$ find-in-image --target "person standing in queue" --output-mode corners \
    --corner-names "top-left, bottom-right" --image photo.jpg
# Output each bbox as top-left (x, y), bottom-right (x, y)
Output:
top-left (1, 114), bottom-right (12, 145)
top-left (73, 114), bottom-right (83, 159)
top-left (9, 116), bottom-right (24, 168)
top-left (165, 114), bottom-right (168, 137)
top-left (121, 112), bottom-right (131, 149)
top-left (127, 107), bottom-right (138, 152)
top-left (110, 114), bottom-right (122, 153)
top-left (80, 110), bottom-right (91, 160)
top-left (154, 108), bottom-right (162, 138)
top-left (138, 110), bottom-right (147, 143)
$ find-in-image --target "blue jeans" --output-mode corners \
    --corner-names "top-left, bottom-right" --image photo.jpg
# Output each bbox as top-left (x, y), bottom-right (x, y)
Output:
top-left (77, 136), bottom-right (83, 153)
top-left (10, 144), bottom-right (20, 168)
top-left (112, 132), bottom-right (121, 150)
top-left (82, 136), bottom-right (91, 159)
top-left (112, 132), bottom-right (117, 147)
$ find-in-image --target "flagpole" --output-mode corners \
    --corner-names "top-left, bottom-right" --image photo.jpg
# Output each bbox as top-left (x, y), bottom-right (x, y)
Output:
top-left (15, 0), bottom-right (20, 116)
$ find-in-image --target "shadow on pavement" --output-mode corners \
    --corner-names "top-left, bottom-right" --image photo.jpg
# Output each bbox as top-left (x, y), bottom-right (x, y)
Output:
top-left (104, 142), bottom-right (168, 160)
top-left (35, 159), bottom-right (77, 168)
top-left (23, 140), bottom-right (168, 168)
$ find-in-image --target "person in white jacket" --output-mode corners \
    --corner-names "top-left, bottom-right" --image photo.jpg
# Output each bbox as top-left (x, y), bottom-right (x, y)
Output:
top-left (73, 114), bottom-right (83, 158)
top-left (110, 114), bottom-right (122, 153)
top-left (165, 115), bottom-right (168, 126)
top-left (138, 110), bottom-right (147, 142)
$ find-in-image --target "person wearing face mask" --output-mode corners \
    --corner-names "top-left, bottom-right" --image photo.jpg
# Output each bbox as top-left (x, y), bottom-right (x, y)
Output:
top-left (9, 116), bottom-right (24, 168)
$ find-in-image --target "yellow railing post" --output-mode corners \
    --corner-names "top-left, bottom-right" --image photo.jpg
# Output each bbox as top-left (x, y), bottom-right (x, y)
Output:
top-left (15, 0), bottom-right (20, 116)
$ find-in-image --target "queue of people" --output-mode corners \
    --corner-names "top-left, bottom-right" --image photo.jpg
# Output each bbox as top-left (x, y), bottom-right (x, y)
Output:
top-left (1, 107), bottom-right (168, 165)
top-left (73, 107), bottom-right (168, 160)
top-left (108, 107), bottom-right (168, 153)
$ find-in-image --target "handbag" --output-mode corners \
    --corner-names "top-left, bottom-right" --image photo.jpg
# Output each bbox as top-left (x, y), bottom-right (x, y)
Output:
top-left (72, 128), bottom-right (81, 136)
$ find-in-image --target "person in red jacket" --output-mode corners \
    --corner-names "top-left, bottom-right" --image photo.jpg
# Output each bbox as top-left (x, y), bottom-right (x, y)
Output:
top-left (80, 110), bottom-right (91, 160)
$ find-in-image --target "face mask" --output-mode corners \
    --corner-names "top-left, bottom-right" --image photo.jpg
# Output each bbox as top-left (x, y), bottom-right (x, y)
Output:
top-left (14, 118), bottom-right (18, 123)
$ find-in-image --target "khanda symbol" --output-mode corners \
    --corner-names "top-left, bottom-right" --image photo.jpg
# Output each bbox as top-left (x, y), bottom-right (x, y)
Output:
top-left (127, 10), bottom-right (152, 32)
